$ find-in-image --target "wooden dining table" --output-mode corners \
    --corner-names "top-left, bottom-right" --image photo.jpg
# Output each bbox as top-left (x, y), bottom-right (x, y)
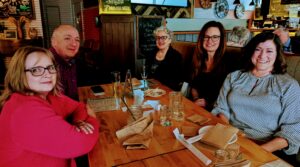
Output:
top-left (78, 80), bottom-right (282, 167)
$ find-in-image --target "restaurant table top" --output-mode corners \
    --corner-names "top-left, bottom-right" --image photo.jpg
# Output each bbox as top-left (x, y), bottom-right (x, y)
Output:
top-left (78, 80), bottom-right (282, 167)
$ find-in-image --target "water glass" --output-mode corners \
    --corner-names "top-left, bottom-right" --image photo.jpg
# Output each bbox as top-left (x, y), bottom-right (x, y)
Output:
top-left (159, 105), bottom-right (171, 126)
top-left (169, 91), bottom-right (184, 121)
top-left (141, 65), bottom-right (148, 91)
top-left (172, 103), bottom-right (185, 121)
top-left (111, 71), bottom-right (121, 97)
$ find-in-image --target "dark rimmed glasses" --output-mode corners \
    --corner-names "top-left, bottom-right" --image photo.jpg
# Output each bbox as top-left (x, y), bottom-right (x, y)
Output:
top-left (155, 36), bottom-right (169, 41)
top-left (203, 35), bottom-right (221, 42)
top-left (25, 65), bottom-right (57, 76)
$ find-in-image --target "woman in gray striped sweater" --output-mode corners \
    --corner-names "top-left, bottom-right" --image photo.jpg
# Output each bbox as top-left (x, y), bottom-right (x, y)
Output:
top-left (212, 32), bottom-right (300, 165)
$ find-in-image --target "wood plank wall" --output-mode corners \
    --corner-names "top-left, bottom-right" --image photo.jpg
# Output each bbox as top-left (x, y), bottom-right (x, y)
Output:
top-left (100, 15), bottom-right (135, 75)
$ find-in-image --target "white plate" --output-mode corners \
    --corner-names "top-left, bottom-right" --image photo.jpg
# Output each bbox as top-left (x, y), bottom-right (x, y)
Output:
top-left (144, 88), bottom-right (166, 97)
top-left (186, 125), bottom-right (237, 144)
top-left (198, 125), bottom-right (237, 145)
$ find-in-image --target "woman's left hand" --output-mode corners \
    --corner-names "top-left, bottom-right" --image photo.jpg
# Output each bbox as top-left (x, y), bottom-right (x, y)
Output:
top-left (260, 137), bottom-right (288, 153)
top-left (75, 121), bottom-right (95, 134)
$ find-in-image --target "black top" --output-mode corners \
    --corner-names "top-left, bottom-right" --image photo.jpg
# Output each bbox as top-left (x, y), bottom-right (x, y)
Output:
top-left (191, 52), bottom-right (241, 111)
top-left (146, 46), bottom-right (184, 91)
top-left (291, 36), bottom-right (300, 54)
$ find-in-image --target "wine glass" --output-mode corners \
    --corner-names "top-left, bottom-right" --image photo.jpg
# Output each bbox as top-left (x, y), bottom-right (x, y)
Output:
top-left (141, 65), bottom-right (148, 91)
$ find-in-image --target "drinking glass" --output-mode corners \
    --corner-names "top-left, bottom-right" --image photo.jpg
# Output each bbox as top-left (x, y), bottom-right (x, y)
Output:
top-left (141, 65), bottom-right (148, 91)
top-left (169, 91), bottom-right (184, 121)
top-left (111, 71), bottom-right (121, 97)
top-left (160, 105), bottom-right (171, 126)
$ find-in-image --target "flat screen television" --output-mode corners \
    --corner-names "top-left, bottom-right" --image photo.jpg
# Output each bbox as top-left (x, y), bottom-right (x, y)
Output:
top-left (131, 0), bottom-right (188, 7)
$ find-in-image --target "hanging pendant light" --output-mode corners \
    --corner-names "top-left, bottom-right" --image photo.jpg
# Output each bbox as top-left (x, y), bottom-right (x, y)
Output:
top-left (249, 0), bottom-right (255, 6)
top-left (233, 0), bottom-right (240, 4)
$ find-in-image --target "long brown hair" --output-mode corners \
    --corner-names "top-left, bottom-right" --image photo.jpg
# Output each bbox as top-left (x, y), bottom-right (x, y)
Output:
top-left (0, 46), bottom-right (62, 109)
top-left (192, 21), bottom-right (226, 78)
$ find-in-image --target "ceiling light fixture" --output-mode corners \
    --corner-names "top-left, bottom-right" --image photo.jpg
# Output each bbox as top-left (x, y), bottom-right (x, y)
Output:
top-left (233, 0), bottom-right (240, 4)
top-left (249, 0), bottom-right (255, 6)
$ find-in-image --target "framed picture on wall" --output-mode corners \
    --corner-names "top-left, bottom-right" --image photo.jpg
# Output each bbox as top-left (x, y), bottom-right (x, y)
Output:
top-left (99, 0), bottom-right (131, 14)
top-left (0, 0), bottom-right (34, 18)
top-left (4, 30), bottom-right (17, 40)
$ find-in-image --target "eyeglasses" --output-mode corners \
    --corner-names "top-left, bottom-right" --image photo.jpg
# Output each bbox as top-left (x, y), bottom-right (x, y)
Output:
top-left (155, 36), bottom-right (169, 41)
top-left (25, 65), bottom-right (57, 76)
top-left (203, 35), bottom-right (221, 42)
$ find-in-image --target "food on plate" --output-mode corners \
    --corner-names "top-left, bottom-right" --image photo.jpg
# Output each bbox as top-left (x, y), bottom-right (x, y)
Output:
top-left (144, 88), bottom-right (166, 97)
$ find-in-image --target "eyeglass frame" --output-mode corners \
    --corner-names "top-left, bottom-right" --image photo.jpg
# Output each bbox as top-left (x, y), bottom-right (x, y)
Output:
top-left (25, 64), bottom-right (57, 76)
top-left (155, 36), bottom-right (170, 41)
top-left (203, 35), bottom-right (221, 42)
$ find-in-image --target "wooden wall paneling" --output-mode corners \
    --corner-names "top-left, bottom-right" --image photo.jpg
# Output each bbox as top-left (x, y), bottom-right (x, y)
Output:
top-left (100, 15), bottom-right (135, 77)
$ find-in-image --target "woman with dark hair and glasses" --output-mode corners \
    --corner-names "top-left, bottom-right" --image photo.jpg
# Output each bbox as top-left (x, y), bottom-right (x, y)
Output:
top-left (0, 46), bottom-right (99, 167)
top-left (191, 21), bottom-right (239, 111)
top-left (145, 26), bottom-right (183, 91)
top-left (212, 32), bottom-right (300, 165)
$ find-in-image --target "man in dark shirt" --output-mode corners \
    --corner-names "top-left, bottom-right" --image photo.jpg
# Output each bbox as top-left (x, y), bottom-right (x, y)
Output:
top-left (50, 25), bottom-right (80, 100)
top-left (273, 28), bottom-right (300, 54)
top-left (49, 25), bottom-right (88, 167)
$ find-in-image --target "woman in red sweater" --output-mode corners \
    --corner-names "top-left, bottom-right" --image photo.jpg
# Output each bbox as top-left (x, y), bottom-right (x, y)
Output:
top-left (0, 46), bottom-right (99, 167)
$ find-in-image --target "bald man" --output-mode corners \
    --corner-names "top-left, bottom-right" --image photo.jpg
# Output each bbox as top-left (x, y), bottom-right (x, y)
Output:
top-left (50, 25), bottom-right (90, 167)
top-left (49, 25), bottom-right (80, 100)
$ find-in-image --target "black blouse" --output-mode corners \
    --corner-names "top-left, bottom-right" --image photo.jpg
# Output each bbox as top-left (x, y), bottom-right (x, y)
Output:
top-left (146, 46), bottom-right (184, 91)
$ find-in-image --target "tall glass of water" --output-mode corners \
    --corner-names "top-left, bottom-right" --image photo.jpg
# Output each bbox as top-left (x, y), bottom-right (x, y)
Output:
top-left (141, 65), bottom-right (148, 91)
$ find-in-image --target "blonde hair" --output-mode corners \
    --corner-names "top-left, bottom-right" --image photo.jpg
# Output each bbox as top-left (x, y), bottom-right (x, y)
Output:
top-left (153, 26), bottom-right (174, 40)
top-left (0, 46), bottom-right (62, 109)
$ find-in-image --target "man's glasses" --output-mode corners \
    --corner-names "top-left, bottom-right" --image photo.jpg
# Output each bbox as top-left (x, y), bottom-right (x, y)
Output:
top-left (203, 35), bottom-right (221, 42)
top-left (25, 65), bottom-right (57, 76)
top-left (155, 36), bottom-right (169, 41)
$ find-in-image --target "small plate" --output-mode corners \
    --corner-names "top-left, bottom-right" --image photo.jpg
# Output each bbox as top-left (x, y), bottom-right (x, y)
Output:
top-left (144, 88), bottom-right (166, 97)
top-left (198, 125), bottom-right (237, 144)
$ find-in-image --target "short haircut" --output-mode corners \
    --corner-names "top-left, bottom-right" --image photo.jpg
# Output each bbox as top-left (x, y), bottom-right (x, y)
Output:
top-left (153, 26), bottom-right (174, 40)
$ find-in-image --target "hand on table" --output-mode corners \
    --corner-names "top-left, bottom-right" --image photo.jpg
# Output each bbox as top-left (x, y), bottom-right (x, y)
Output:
top-left (75, 121), bottom-right (95, 134)
top-left (194, 98), bottom-right (207, 108)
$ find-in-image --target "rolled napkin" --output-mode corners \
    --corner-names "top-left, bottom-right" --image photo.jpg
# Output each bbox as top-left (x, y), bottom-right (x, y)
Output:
top-left (116, 115), bottom-right (154, 149)
top-left (201, 123), bottom-right (239, 149)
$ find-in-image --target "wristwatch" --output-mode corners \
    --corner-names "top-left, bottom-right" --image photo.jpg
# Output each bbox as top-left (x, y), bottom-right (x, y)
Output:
top-left (214, 0), bottom-right (229, 18)
top-left (200, 0), bottom-right (212, 9)
top-left (234, 4), bottom-right (245, 19)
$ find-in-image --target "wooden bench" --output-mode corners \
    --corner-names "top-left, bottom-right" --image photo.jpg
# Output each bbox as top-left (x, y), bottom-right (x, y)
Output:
top-left (172, 41), bottom-right (300, 84)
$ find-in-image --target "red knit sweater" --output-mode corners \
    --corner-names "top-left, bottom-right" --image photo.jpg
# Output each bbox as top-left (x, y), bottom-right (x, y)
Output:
top-left (0, 93), bottom-right (99, 167)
